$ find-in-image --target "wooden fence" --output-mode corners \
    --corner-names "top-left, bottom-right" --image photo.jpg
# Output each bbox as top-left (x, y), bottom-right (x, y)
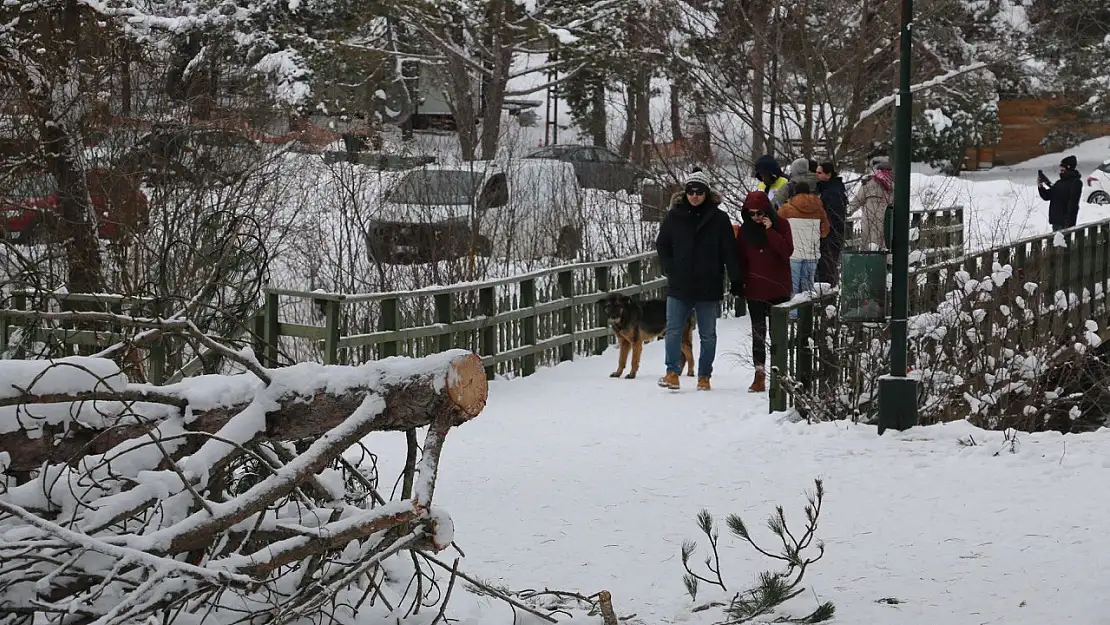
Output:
top-left (768, 217), bottom-right (1110, 414)
top-left (0, 206), bottom-right (985, 413)
top-left (256, 255), bottom-right (736, 379)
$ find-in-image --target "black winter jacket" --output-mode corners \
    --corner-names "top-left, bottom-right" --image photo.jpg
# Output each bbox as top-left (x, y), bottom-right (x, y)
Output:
top-left (1039, 169), bottom-right (1083, 228)
top-left (655, 192), bottom-right (742, 302)
top-left (817, 177), bottom-right (849, 248)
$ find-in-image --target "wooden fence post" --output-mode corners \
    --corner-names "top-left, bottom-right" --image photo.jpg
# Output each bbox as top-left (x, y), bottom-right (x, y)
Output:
top-left (768, 306), bottom-right (791, 413)
top-left (324, 299), bottom-right (342, 365)
top-left (380, 297), bottom-right (400, 358)
top-left (479, 286), bottom-right (496, 379)
top-left (558, 270), bottom-right (574, 362)
top-left (252, 311), bottom-right (266, 364)
top-left (521, 278), bottom-right (537, 376)
top-left (264, 291), bottom-right (280, 368)
top-left (628, 259), bottom-right (642, 300)
top-left (593, 265), bottom-right (610, 355)
top-left (146, 298), bottom-right (167, 385)
top-left (435, 292), bottom-right (454, 353)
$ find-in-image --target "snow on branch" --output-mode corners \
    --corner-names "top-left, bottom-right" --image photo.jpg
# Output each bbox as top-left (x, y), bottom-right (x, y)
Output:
top-left (856, 61), bottom-right (991, 125)
top-left (0, 348), bottom-right (487, 625)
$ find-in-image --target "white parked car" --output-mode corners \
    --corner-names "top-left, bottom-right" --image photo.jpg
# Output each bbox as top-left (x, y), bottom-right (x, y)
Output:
top-left (368, 159), bottom-right (585, 263)
top-left (1084, 158), bottom-right (1110, 205)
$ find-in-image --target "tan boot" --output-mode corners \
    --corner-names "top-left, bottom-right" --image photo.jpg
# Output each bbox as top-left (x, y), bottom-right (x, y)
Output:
top-left (697, 376), bottom-right (711, 391)
top-left (748, 366), bottom-right (766, 393)
top-left (658, 371), bottom-right (680, 389)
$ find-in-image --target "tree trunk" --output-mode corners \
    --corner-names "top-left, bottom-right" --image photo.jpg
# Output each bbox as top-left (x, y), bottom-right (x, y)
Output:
top-left (670, 78), bottom-right (684, 144)
top-left (589, 74), bottom-right (608, 147)
top-left (618, 81), bottom-right (635, 158)
top-left (479, 0), bottom-right (511, 160)
top-left (0, 352), bottom-right (489, 474)
top-left (748, 4), bottom-right (770, 163)
top-left (632, 68), bottom-right (651, 167)
top-left (444, 55), bottom-right (480, 161)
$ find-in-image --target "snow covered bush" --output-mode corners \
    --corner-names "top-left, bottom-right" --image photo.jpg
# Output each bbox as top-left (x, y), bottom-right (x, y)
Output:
top-left (680, 479), bottom-right (834, 625)
top-left (911, 83), bottom-right (1001, 176)
top-left (784, 262), bottom-right (1109, 432)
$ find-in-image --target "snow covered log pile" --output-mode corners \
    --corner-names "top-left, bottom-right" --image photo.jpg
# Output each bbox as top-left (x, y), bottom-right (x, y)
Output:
top-left (0, 349), bottom-right (487, 624)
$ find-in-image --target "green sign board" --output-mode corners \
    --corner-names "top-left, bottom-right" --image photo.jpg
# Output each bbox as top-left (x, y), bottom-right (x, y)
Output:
top-left (839, 251), bottom-right (888, 322)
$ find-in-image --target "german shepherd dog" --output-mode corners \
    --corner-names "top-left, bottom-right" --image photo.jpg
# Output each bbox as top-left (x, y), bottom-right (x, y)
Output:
top-left (602, 292), bottom-right (695, 379)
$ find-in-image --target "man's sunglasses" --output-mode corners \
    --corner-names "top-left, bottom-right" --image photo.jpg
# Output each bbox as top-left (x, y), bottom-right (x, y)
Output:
top-left (685, 188), bottom-right (707, 196)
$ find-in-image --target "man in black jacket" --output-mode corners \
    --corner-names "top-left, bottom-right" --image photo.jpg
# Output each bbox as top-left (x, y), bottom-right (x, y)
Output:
top-left (655, 168), bottom-right (743, 391)
top-left (1039, 155), bottom-right (1083, 231)
top-left (815, 161), bottom-right (849, 286)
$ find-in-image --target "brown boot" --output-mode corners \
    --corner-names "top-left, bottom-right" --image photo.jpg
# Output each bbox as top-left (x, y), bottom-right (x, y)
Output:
top-left (658, 371), bottom-right (680, 389)
top-left (697, 376), bottom-right (711, 391)
top-left (748, 366), bottom-right (766, 393)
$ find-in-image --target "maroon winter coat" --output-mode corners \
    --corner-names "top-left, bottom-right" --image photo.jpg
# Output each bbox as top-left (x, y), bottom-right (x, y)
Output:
top-left (735, 214), bottom-right (794, 302)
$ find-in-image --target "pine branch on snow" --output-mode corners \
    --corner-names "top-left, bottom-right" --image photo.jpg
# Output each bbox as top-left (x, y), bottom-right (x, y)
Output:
top-left (681, 479), bottom-right (834, 625)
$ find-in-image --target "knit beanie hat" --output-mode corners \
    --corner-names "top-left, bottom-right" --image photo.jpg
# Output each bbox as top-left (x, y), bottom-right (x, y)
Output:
top-left (684, 167), bottom-right (711, 193)
top-left (741, 190), bottom-right (771, 214)
top-left (1061, 155), bottom-right (1077, 170)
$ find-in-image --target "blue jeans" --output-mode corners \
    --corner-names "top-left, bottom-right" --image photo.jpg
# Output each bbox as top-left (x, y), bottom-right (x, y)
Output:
top-left (665, 297), bottom-right (719, 377)
top-left (791, 259), bottom-right (818, 294)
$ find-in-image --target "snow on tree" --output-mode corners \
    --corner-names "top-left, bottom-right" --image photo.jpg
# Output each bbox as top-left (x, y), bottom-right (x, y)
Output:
top-left (0, 335), bottom-right (489, 624)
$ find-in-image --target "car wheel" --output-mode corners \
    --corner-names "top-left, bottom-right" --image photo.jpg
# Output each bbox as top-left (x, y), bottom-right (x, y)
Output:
top-left (556, 226), bottom-right (582, 259)
top-left (1087, 190), bottom-right (1110, 205)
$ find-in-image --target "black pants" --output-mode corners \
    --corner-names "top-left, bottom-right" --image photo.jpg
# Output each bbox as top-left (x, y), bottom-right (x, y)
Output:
top-left (816, 238), bottom-right (843, 287)
top-left (749, 298), bottom-right (789, 367)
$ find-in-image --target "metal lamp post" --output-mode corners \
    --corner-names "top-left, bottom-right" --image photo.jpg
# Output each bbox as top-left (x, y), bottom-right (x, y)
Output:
top-left (877, 0), bottom-right (919, 434)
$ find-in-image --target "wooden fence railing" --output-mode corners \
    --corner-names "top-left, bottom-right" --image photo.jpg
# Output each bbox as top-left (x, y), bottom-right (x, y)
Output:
top-left (768, 217), bottom-right (1110, 414)
top-left (256, 255), bottom-right (745, 379)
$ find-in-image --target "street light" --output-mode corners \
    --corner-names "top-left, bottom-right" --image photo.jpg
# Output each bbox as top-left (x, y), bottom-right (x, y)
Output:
top-left (877, 0), bottom-right (919, 434)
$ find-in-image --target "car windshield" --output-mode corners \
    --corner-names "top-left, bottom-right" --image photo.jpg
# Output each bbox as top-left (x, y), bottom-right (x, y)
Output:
top-left (1099, 159), bottom-right (1110, 173)
top-left (389, 169), bottom-right (485, 205)
top-left (9, 173), bottom-right (57, 197)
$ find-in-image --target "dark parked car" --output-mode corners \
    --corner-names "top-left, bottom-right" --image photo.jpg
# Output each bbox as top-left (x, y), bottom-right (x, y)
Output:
top-left (523, 144), bottom-right (643, 193)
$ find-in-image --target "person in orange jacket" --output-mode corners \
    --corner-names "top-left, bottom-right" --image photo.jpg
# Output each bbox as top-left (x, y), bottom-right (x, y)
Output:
top-left (777, 181), bottom-right (830, 297)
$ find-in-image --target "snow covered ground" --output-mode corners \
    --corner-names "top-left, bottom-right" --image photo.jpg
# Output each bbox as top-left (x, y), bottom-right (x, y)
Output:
top-left (372, 316), bottom-right (1110, 625)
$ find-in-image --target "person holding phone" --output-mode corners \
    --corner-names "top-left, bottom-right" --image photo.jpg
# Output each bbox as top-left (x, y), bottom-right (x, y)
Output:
top-left (734, 191), bottom-right (793, 393)
top-left (1038, 155), bottom-right (1083, 231)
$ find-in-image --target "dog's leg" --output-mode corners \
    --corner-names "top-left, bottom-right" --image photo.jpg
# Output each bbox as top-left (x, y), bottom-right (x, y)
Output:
top-left (627, 339), bottom-right (642, 379)
top-left (611, 338), bottom-right (630, 377)
top-left (682, 318), bottom-right (696, 377)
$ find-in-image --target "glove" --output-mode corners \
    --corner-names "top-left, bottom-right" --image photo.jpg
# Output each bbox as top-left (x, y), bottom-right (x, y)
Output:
top-left (729, 281), bottom-right (745, 297)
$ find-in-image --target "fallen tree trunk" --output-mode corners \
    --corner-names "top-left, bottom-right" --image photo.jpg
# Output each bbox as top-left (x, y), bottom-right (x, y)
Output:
top-left (0, 350), bottom-right (487, 475)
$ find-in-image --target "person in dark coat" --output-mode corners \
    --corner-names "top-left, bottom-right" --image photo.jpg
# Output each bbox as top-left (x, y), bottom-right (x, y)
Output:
top-left (1038, 155), bottom-right (1083, 231)
top-left (655, 168), bottom-right (743, 391)
top-left (734, 190), bottom-right (793, 393)
top-left (815, 161), bottom-right (849, 286)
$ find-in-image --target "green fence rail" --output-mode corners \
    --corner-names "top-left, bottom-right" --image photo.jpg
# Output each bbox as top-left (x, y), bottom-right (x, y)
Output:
top-left (768, 217), bottom-right (1110, 414)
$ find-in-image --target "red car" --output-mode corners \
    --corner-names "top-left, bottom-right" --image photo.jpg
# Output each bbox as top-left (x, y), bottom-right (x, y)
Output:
top-left (1, 169), bottom-right (149, 244)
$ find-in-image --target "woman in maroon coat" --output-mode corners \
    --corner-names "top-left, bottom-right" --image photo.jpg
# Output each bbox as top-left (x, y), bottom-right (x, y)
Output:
top-left (735, 191), bottom-right (794, 392)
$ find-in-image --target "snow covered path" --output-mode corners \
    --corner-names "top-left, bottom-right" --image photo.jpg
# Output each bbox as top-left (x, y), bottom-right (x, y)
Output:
top-left (376, 317), bottom-right (1110, 625)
